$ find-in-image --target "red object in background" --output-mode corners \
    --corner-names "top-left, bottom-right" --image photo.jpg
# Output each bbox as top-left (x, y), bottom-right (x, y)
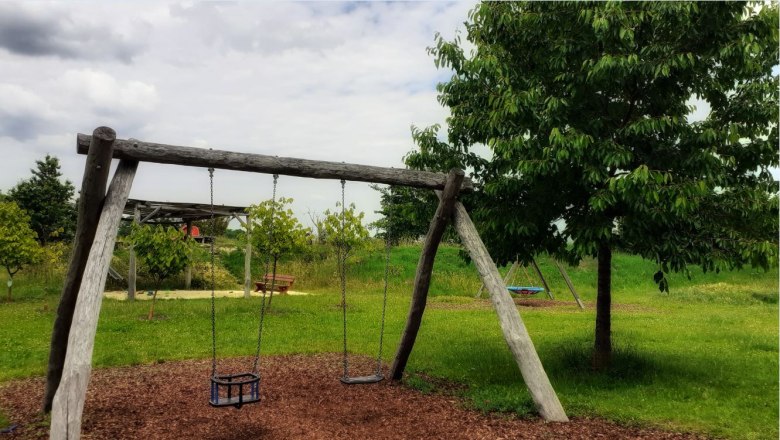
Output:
top-left (181, 224), bottom-right (200, 237)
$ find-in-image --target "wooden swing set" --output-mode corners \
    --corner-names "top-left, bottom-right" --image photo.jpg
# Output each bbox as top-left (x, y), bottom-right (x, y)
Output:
top-left (46, 127), bottom-right (569, 439)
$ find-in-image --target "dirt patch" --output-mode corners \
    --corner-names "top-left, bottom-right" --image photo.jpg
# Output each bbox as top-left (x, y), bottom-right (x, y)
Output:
top-left (104, 289), bottom-right (311, 301)
top-left (1, 354), bottom-right (708, 439)
top-left (513, 298), bottom-right (578, 308)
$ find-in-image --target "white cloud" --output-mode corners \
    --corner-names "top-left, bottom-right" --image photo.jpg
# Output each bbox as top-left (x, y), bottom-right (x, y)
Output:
top-left (61, 69), bottom-right (159, 113)
top-left (0, 83), bottom-right (56, 140)
top-left (0, 0), bottom-right (478, 228)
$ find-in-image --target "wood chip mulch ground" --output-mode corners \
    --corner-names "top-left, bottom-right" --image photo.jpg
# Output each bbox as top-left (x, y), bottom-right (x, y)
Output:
top-left (0, 354), bottom-right (709, 439)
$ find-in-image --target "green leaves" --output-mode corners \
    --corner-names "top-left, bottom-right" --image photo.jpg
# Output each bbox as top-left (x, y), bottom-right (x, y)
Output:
top-left (0, 201), bottom-right (43, 295)
top-left (129, 224), bottom-right (195, 284)
top-left (7, 155), bottom-right (76, 245)
top-left (247, 197), bottom-right (311, 262)
top-left (322, 202), bottom-right (369, 257)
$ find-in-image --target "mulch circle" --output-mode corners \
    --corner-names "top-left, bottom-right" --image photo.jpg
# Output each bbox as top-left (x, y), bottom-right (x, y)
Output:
top-left (0, 354), bottom-right (709, 439)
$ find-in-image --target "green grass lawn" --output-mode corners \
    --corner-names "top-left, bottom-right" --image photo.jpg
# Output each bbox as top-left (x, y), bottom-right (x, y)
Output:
top-left (0, 244), bottom-right (777, 439)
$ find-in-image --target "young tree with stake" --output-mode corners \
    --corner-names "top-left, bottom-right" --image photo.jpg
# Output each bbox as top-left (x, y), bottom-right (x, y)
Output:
top-left (247, 197), bottom-right (310, 308)
top-left (130, 224), bottom-right (195, 320)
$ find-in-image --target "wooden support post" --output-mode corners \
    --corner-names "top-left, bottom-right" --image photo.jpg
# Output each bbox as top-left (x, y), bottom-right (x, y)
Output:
top-left (244, 214), bottom-right (252, 299)
top-left (184, 220), bottom-right (193, 289)
top-left (448, 199), bottom-right (569, 422)
top-left (50, 160), bottom-right (138, 439)
top-left (554, 260), bottom-right (585, 310)
top-left (128, 204), bottom-right (139, 301)
top-left (77, 134), bottom-right (474, 192)
top-left (389, 169), bottom-right (464, 380)
top-left (476, 260), bottom-right (517, 298)
top-left (43, 127), bottom-right (116, 413)
top-left (531, 258), bottom-right (555, 300)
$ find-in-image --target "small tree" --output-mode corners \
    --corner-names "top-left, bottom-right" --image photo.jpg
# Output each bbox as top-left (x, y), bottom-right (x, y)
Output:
top-left (247, 197), bottom-right (310, 307)
top-left (322, 202), bottom-right (369, 307)
top-left (8, 155), bottom-right (76, 244)
top-left (130, 224), bottom-right (195, 319)
top-left (322, 202), bottom-right (370, 256)
top-left (0, 201), bottom-right (42, 301)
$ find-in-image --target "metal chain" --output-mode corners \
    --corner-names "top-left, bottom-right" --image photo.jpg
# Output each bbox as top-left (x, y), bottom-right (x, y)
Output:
top-left (339, 179), bottom-right (349, 380)
top-left (209, 167), bottom-right (217, 377)
top-left (376, 185), bottom-right (392, 376)
top-left (252, 174), bottom-right (278, 374)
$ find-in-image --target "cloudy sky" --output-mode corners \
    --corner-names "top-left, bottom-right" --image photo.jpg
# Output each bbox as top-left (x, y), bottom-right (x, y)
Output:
top-left (0, 1), bottom-right (477, 230)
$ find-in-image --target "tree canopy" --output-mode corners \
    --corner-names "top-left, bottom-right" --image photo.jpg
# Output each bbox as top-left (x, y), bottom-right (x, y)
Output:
top-left (247, 197), bottom-right (311, 265)
top-left (407, 1), bottom-right (779, 368)
top-left (0, 201), bottom-right (43, 301)
top-left (8, 155), bottom-right (76, 244)
top-left (322, 202), bottom-right (370, 257)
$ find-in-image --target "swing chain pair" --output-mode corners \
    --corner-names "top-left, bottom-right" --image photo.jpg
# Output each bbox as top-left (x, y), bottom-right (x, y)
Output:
top-left (340, 181), bottom-right (392, 381)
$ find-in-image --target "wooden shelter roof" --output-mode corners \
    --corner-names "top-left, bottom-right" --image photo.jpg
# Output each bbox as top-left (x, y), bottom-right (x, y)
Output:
top-left (123, 198), bottom-right (248, 223)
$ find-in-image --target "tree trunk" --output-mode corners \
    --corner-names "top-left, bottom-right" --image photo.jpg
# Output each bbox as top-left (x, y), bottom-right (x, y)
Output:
top-left (592, 241), bottom-right (612, 370)
top-left (148, 280), bottom-right (161, 320)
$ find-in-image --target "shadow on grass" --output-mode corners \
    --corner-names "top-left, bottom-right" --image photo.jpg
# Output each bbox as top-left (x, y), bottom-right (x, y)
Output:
top-left (549, 340), bottom-right (658, 382)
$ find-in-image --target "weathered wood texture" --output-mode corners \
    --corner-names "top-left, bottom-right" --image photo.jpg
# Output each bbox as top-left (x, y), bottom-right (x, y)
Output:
top-left (128, 204), bottom-right (139, 301)
top-left (531, 259), bottom-right (554, 300)
top-left (555, 260), bottom-right (585, 309)
top-left (43, 127), bottom-right (116, 413)
top-left (447, 199), bottom-right (569, 422)
top-left (77, 134), bottom-right (474, 191)
top-left (390, 169), bottom-right (464, 380)
top-left (476, 260), bottom-right (517, 299)
top-left (50, 160), bottom-right (138, 439)
top-left (126, 199), bottom-right (248, 223)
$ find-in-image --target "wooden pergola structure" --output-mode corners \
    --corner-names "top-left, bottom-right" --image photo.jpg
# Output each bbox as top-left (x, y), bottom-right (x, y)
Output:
top-left (45, 127), bottom-right (569, 439)
top-left (122, 199), bottom-right (252, 300)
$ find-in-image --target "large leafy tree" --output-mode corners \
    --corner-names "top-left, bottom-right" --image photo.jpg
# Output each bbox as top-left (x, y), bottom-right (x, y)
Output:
top-left (0, 201), bottom-right (43, 301)
top-left (370, 185), bottom-right (433, 243)
top-left (130, 224), bottom-right (195, 320)
top-left (8, 155), bottom-right (77, 244)
top-left (407, 1), bottom-right (778, 369)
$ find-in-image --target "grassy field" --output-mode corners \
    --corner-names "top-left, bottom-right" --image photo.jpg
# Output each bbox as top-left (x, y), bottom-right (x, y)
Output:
top-left (0, 242), bottom-right (777, 439)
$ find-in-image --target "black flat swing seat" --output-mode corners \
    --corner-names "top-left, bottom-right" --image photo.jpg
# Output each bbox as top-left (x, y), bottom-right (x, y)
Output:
top-left (340, 373), bottom-right (384, 385)
top-left (209, 372), bottom-right (260, 408)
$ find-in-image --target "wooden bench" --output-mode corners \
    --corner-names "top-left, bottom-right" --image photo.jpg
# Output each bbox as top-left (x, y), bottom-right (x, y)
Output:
top-left (254, 274), bottom-right (295, 294)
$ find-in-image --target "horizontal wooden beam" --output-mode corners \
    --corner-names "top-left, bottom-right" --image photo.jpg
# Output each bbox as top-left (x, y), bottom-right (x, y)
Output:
top-left (77, 133), bottom-right (473, 191)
